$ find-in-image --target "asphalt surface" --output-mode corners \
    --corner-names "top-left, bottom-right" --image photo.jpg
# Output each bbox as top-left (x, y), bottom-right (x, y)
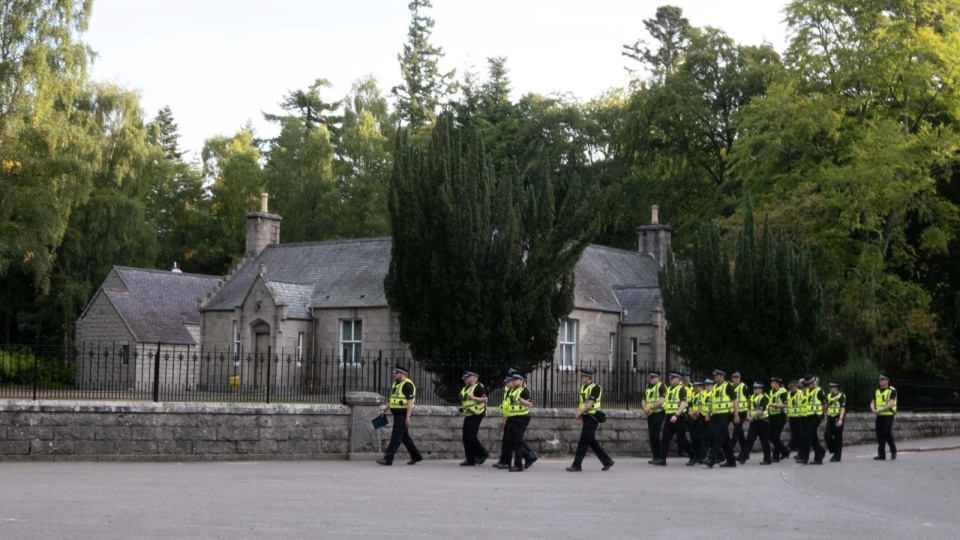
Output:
top-left (1, 437), bottom-right (959, 540)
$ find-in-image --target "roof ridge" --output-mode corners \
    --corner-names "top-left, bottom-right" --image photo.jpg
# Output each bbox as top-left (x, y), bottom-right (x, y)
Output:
top-left (114, 265), bottom-right (222, 280)
top-left (262, 237), bottom-right (391, 251)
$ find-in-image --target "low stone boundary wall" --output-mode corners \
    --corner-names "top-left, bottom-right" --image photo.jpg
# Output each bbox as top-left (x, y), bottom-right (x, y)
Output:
top-left (1, 397), bottom-right (958, 462)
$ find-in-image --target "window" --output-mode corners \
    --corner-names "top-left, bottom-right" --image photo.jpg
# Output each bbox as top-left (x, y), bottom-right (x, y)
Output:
top-left (121, 345), bottom-right (130, 365)
top-left (296, 332), bottom-right (305, 365)
top-left (608, 333), bottom-right (616, 372)
top-left (630, 338), bottom-right (638, 372)
top-left (232, 321), bottom-right (241, 354)
top-left (341, 320), bottom-right (362, 364)
top-left (559, 319), bottom-right (578, 370)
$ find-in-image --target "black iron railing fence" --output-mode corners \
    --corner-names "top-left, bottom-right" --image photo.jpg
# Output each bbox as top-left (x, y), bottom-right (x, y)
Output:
top-left (1, 343), bottom-right (958, 411)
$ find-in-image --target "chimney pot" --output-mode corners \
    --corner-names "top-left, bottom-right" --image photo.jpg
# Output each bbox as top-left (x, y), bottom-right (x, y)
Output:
top-left (651, 205), bottom-right (660, 225)
top-left (260, 193), bottom-right (269, 213)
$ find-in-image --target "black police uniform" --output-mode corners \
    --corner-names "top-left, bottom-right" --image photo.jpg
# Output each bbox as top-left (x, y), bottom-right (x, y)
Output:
top-left (705, 378), bottom-right (738, 467)
top-left (643, 379), bottom-right (667, 463)
top-left (824, 388), bottom-right (846, 461)
top-left (569, 382), bottom-right (614, 470)
top-left (460, 379), bottom-right (488, 465)
top-left (798, 383), bottom-right (826, 465)
top-left (381, 378), bottom-right (422, 465)
top-left (737, 391), bottom-right (772, 464)
top-left (658, 384), bottom-right (695, 465)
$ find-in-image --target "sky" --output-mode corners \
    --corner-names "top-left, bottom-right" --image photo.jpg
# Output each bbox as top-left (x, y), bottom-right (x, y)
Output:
top-left (84, 0), bottom-right (793, 159)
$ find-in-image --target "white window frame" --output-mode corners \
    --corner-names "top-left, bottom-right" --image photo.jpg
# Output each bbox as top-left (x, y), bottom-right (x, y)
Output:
top-left (296, 332), bottom-right (305, 366)
top-left (232, 321), bottom-right (241, 355)
top-left (340, 319), bottom-right (363, 365)
top-left (630, 338), bottom-right (638, 372)
top-left (559, 319), bottom-right (578, 370)
top-left (608, 333), bottom-right (616, 372)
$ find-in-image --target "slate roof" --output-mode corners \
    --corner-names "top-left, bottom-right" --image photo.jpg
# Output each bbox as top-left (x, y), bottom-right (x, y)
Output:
top-left (203, 238), bottom-right (662, 324)
top-left (204, 238), bottom-right (391, 312)
top-left (265, 281), bottom-right (314, 319)
top-left (572, 244), bottom-right (661, 314)
top-left (614, 287), bottom-right (662, 325)
top-left (104, 267), bottom-right (221, 344)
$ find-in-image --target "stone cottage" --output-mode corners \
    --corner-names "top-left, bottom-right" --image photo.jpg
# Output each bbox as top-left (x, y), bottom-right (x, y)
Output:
top-left (76, 194), bottom-right (674, 391)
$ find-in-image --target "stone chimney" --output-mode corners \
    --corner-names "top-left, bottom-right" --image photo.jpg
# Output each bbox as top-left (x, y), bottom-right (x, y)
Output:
top-left (245, 193), bottom-right (282, 258)
top-left (637, 204), bottom-right (672, 266)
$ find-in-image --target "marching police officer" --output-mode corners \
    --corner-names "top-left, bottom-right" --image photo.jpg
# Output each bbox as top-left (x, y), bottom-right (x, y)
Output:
top-left (730, 371), bottom-right (749, 455)
top-left (493, 369), bottom-right (538, 469)
top-left (785, 379), bottom-right (803, 458)
top-left (705, 369), bottom-right (739, 468)
top-left (736, 381), bottom-right (772, 465)
top-left (500, 373), bottom-right (533, 472)
top-left (871, 373), bottom-right (898, 460)
top-left (797, 375), bottom-right (826, 465)
top-left (459, 370), bottom-right (489, 466)
top-left (377, 365), bottom-right (424, 466)
top-left (566, 369), bottom-right (615, 472)
top-left (642, 371), bottom-right (667, 465)
top-left (654, 371), bottom-right (696, 466)
top-left (767, 377), bottom-right (789, 462)
top-left (696, 378), bottom-right (715, 464)
top-left (824, 381), bottom-right (846, 462)
top-left (688, 379), bottom-right (705, 461)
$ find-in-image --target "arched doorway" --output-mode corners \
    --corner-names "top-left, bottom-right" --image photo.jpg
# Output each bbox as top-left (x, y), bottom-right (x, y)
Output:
top-left (250, 320), bottom-right (271, 389)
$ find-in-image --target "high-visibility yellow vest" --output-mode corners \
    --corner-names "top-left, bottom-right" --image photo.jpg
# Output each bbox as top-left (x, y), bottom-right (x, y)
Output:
top-left (806, 387), bottom-right (824, 416)
top-left (875, 387), bottom-right (897, 416)
top-left (460, 382), bottom-right (485, 416)
top-left (664, 384), bottom-right (685, 414)
top-left (712, 381), bottom-right (733, 414)
top-left (579, 382), bottom-right (602, 414)
top-left (827, 391), bottom-right (845, 418)
top-left (796, 389), bottom-right (811, 417)
top-left (389, 378), bottom-right (416, 410)
top-left (501, 386), bottom-right (529, 417)
top-left (787, 390), bottom-right (803, 418)
top-left (767, 387), bottom-right (786, 416)
top-left (733, 382), bottom-right (748, 413)
top-left (689, 390), bottom-right (701, 414)
top-left (701, 389), bottom-right (713, 415)
top-left (749, 393), bottom-right (769, 420)
top-left (645, 382), bottom-right (665, 413)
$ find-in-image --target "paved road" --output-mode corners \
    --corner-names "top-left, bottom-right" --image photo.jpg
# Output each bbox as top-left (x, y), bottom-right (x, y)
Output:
top-left (1, 438), bottom-right (958, 540)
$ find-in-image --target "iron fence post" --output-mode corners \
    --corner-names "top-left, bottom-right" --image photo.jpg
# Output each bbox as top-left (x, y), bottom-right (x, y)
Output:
top-left (32, 348), bottom-right (39, 400)
top-left (266, 346), bottom-right (272, 404)
top-left (152, 342), bottom-right (161, 402)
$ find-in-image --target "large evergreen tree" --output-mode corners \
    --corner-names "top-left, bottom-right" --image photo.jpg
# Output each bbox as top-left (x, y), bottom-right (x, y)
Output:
top-left (391, 0), bottom-right (456, 130)
top-left (660, 206), bottom-right (825, 376)
top-left (385, 114), bottom-right (602, 395)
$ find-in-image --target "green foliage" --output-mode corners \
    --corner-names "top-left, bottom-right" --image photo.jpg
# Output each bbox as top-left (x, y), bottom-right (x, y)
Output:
top-left (660, 206), bottom-right (825, 376)
top-left (0, 347), bottom-right (74, 386)
top-left (385, 114), bottom-right (602, 392)
top-left (392, 0), bottom-right (456, 129)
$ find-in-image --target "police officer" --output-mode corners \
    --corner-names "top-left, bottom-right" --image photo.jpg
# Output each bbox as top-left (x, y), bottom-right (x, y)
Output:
top-left (493, 369), bottom-right (537, 469)
top-left (687, 379), bottom-right (704, 462)
top-left (696, 378), bottom-right (715, 464)
top-left (566, 369), bottom-right (615, 472)
top-left (767, 377), bottom-right (789, 462)
top-left (736, 381), bottom-right (772, 465)
top-left (459, 371), bottom-right (489, 466)
top-left (500, 374), bottom-right (533, 472)
top-left (824, 382), bottom-right (846, 462)
top-left (705, 369), bottom-right (739, 468)
top-left (785, 380), bottom-right (803, 458)
top-left (870, 373), bottom-right (898, 460)
top-left (377, 365), bottom-right (424, 466)
top-left (642, 371), bottom-right (666, 465)
top-left (797, 375), bottom-right (826, 465)
top-left (652, 372), bottom-right (696, 466)
top-left (730, 371), bottom-right (749, 455)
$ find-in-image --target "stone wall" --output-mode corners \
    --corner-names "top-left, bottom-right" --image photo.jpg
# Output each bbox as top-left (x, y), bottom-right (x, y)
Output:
top-left (1, 399), bottom-right (958, 462)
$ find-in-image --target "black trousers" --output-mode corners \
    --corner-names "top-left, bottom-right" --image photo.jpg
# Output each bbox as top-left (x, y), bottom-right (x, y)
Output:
top-left (824, 416), bottom-right (844, 458)
top-left (462, 414), bottom-right (487, 463)
top-left (689, 416), bottom-right (705, 458)
top-left (875, 415), bottom-right (896, 458)
top-left (383, 410), bottom-right (421, 463)
top-left (647, 412), bottom-right (665, 458)
top-left (768, 414), bottom-right (788, 458)
top-left (498, 427), bottom-right (536, 464)
top-left (707, 413), bottom-right (735, 464)
top-left (660, 415), bottom-right (694, 461)
top-left (738, 419), bottom-right (772, 462)
top-left (787, 417), bottom-right (802, 451)
top-left (798, 415), bottom-right (825, 462)
top-left (572, 414), bottom-right (613, 467)
top-left (732, 411), bottom-right (748, 453)
top-left (504, 415), bottom-right (531, 468)
top-left (698, 417), bottom-right (713, 460)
